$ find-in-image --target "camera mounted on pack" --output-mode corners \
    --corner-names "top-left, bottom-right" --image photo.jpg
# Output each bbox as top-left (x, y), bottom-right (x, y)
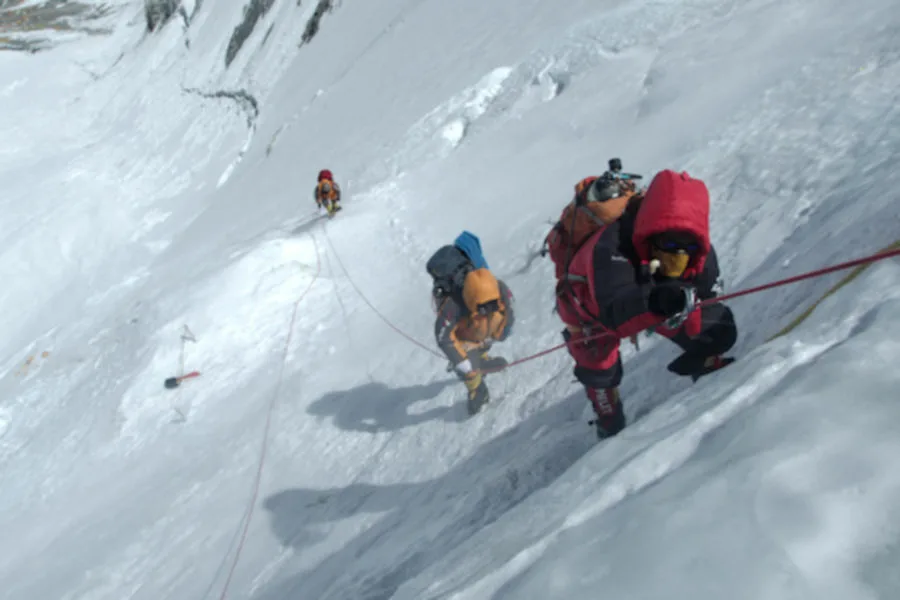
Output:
top-left (578, 158), bottom-right (644, 207)
top-left (606, 157), bottom-right (642, 182)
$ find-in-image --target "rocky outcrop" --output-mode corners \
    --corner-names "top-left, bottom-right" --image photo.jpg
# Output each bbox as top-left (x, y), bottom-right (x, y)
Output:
top-left (225, 0), bottom-right (275, 67)
top-left (144, 0), bottom-right (178, 32)
top-left (300, 0), bottom-right (333, 46)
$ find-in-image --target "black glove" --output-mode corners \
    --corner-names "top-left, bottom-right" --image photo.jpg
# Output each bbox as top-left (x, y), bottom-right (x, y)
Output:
top-left (648, 282), bottom-right (690, 317)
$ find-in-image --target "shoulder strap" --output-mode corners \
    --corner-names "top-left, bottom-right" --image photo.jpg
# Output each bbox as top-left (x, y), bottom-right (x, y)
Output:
top-left (577, 205), bottom-right (607, 227)
top-left (565, 224), bottom-right (609, 279)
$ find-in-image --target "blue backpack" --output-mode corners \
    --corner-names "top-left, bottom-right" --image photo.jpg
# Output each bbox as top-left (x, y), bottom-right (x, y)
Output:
top-left (453, 231), bottom-right (489, 269)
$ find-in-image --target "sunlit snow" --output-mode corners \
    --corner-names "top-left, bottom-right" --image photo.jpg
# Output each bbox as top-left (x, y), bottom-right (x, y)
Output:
top-left (1, 1), bottom-right (898, 599)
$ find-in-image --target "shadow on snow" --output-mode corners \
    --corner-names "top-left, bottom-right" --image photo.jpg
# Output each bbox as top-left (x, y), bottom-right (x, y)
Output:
top-left (255, 391), bottom-right (591, 600)
top-left (306, 379), bottom-right (461, 433)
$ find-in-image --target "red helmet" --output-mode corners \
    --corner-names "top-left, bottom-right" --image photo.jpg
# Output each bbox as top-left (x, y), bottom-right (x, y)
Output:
top-left (318, 169), bottom-right (333, 182)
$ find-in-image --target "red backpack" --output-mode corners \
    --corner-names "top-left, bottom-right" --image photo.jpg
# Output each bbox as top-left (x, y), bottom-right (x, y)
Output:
top-left (554, 225), bottom-right (610, 329)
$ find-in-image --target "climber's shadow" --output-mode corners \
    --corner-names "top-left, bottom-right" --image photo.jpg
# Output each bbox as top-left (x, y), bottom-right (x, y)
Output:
top-left (306, 379), bottom-right (461, 433)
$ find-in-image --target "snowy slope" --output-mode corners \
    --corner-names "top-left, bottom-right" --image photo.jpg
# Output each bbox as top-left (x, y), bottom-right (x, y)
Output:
top-left (0, 0), bottom-right (898, 599)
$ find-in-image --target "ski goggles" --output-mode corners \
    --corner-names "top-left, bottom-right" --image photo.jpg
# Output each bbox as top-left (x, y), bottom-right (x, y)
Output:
top-left (652, 233), bottom-right (700, 254)
top-left (476, 299), bottom-right (501, 316)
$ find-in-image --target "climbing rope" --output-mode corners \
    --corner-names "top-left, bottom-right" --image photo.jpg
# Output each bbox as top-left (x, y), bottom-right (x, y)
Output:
top-left (202, 226), bottom-right (895, 600)
top-left (211, 232), bottom-right (323, 600)
top-left (321, 224), bottom-right (444, 359)
top-left (321, 228), bottom-right (900, 371)
top-left (319, 224), bottom-right (378, 383)
top-left (698, 246), bottom-right (900, 307)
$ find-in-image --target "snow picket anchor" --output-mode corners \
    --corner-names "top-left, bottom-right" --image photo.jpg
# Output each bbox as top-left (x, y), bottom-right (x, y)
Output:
top-left (165, 325), bottom-right (200, 390)
top-left (164, 370), bottom-right (201, 389)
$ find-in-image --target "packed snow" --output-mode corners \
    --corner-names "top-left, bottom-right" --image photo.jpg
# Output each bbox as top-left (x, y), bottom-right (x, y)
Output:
top-left (0, 0), bottom-right (898, 599)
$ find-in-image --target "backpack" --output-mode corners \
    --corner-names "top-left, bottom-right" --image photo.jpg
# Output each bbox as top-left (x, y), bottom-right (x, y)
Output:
top-left (453, 231), bottom-right (489, 269)
top-left (427, 232), bottom-right (499, 312)
top-left (544, 176), bottom-right (600, 280)
top-left (554, 225), bottom-right (609, 328)
top-left (544, 175), bottom-right (640, 280)
top-left (427, 244), bottom-right (473, 301)
top-left (314, 180), bottom-right (340, 203)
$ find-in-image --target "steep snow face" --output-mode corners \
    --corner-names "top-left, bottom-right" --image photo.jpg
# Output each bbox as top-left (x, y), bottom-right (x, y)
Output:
top-left (1, 0), bottom-right (899, 599)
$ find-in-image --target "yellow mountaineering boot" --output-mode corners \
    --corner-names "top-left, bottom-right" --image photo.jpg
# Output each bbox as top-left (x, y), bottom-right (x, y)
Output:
top-left (464, 371), bottom-right (490, 416)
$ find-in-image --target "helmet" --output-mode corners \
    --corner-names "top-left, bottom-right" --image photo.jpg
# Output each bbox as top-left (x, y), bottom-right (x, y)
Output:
top-left (318, 169), bottom-right (333, 181)
top-left (587, 174), bottom-right (621, 203)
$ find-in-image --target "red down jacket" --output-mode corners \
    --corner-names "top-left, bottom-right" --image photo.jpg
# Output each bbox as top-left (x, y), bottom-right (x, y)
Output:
top-left (555, 169), bottom-right (721, 341)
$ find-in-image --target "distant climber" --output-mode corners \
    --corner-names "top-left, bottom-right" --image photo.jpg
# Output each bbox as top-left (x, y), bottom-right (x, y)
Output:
top-left (314, 169), bottom-right (342, 217)
top-left (427, 232), bottom-right (515, 415)
top-left (553, 168), bottom-right (737, 439)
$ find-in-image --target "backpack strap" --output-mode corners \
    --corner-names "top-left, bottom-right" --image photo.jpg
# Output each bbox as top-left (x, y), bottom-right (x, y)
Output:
top-left (577, 204), bottom-right (607, 227)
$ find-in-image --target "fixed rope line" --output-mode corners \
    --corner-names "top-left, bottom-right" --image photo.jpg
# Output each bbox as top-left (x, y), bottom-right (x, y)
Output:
top-left (516, 246), bottom-right (900, 363)
top-left (321, 225), bottom-right (443, 359)
top-left (697, 246), bottom-right (900, 307)
top-left (215, 232), bottom-right (323, 600)
top-left (318, 224), bottom-right (378, 383)
top-left (321, 231), bottom-right (899, 373)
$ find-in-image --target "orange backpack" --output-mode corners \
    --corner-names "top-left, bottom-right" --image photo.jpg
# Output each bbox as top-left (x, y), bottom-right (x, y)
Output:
top-left (544, 176), bottom-right (637, 280)
top-left (315, 180), bottom-right (340, 203)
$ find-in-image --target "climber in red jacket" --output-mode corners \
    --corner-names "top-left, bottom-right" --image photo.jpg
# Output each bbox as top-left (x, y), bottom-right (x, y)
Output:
top-left (555, 169), bottom-right (737, 439)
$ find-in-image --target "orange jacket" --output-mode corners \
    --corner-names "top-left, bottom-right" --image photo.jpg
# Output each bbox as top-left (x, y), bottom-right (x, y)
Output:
top-left (314, 180), bottom-right (341, 204)
top-left (433, 279), bottom-right (514, 365)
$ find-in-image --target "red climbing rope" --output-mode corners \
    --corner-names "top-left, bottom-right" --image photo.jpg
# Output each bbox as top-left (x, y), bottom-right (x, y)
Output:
top-left (517, 246), bottom-right (900, 366)
top-left (321, 224), bottom-right (444, 359)
top-left (204, 233), bottom-right (894, 597)
top-left (698, 246), bottom-right (900, 308)
top-left (322, 228), bottom-right (899, 372)
top-left (215, 232), bottom-right (323, 600)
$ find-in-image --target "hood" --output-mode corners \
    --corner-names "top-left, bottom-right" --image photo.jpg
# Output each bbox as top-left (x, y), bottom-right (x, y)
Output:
top-left (632, 170), bottom-right (711, 277)
top-left (463, 268), bottom-right (501, 314)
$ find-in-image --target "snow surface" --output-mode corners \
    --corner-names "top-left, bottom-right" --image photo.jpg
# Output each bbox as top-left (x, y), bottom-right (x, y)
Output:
top-left (1, 0), bottom-right (899, 599)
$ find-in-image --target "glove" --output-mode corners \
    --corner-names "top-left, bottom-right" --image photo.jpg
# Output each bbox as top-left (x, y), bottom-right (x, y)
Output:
top-left (649, 283), bottom-right (697, 329)
top-left (648, 282), bottom-right (689, 317)
top-left (452, 358), bottom-right (474, 379)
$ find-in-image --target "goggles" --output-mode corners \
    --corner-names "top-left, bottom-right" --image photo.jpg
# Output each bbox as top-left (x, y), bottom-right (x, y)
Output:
top-left (653, 233), bottom-right (700, 254)
top-left (476, 299), bottom-right (501, 316)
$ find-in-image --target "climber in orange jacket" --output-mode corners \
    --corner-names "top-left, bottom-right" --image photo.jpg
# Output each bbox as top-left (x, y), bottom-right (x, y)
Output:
top-left (314, 169), bottom-right (342, 216)
top-left (427, 232), bottom-right (515, 415)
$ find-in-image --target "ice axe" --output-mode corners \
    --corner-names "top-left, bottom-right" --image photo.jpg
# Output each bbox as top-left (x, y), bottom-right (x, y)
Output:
top-left (164, 370), bottom-right (201, 389)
